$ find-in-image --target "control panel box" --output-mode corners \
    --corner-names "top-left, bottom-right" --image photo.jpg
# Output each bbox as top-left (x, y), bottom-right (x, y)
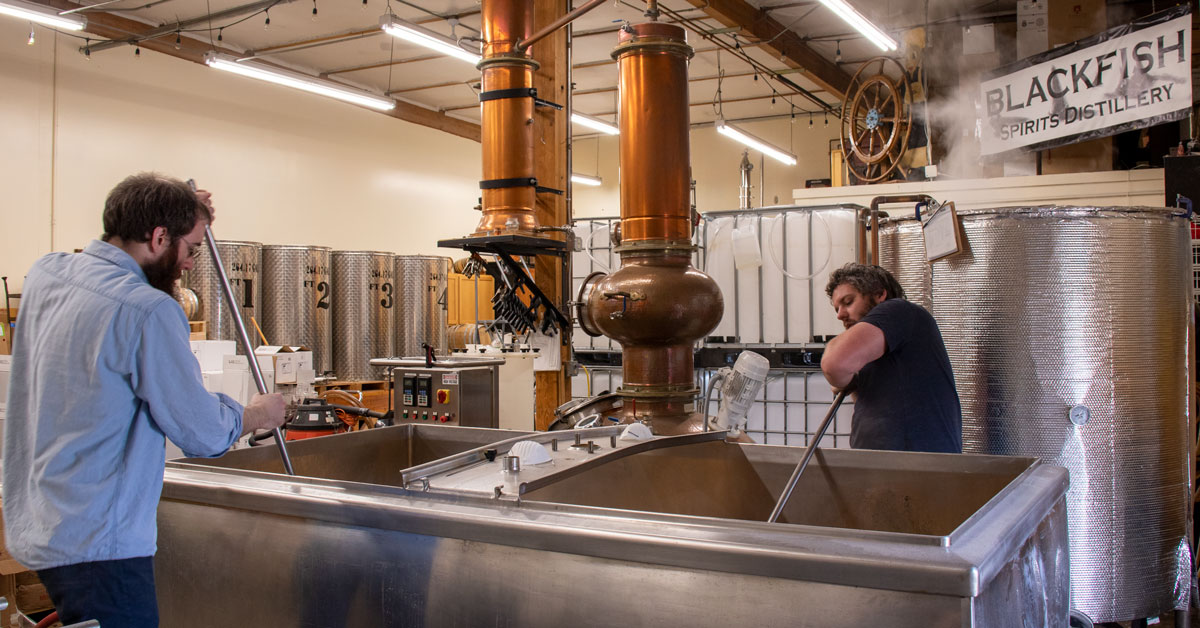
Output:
top-left (380, 357), bottom-right (501, 429)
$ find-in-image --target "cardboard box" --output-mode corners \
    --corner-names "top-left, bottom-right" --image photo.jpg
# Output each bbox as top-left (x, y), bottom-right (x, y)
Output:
top-left (14, 571), bottom-right (52, 614)
top-left (200, 370), bottom-right (223, 394)
top-left (254, 346), bottom-right (312, 384)
top-left (190, 340), bottom-right (236, 372)
top-left (0, 307), bottom-right (16, 356)
top-left (0, 354), bottom-right (10, 421)
top-left (221, 354), bottom-right (274, 405)
top-left (288, 347), bottom-right (313, 378)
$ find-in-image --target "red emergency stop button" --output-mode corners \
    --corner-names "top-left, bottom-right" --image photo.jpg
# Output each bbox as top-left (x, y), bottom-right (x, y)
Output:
top-left (436, 389), bottom-right (449, 404)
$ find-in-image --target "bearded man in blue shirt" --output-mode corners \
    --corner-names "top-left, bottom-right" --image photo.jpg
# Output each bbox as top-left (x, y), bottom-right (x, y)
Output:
top-left (3, 173), bottom-right (287, 627)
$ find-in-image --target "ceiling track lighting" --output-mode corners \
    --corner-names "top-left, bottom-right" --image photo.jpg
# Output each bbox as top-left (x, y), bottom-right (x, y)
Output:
top-left (571, 173), bottom-right (603, 186)
top-left (570, 112), bottom-right (619, 136)
top-left (0, 0), bottom-right (85, 31)
top-left (716, 119), bottom-right (797, 166)
top-left (204, 52), bottom-right (396, 111)
top-left (379, 13), bottom-right (480, 65)
top-left (815, 0), bottom-right (896, 52)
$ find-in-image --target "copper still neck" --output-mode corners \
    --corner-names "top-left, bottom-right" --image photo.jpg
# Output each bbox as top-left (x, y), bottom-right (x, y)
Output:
top-left (474, 0), bottom-right (541, 237)
top-left (580, 23), bottom-right (723, 435)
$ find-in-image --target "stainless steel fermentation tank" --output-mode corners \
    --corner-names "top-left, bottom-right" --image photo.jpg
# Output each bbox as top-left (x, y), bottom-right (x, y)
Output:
top-left (158, 424), bottom-right (1069, 627)
top-left (261, 245), bottom-right (333, 375)
top-left (395, 255), bottom-right (449, 356)
top-left (331, 251), bottom-right (395, 380)
top-left (183, 240), bottom-right (262, 352)
top-left (877, 218), bottom-right (932, 311)
top-left (879, 205), bottom-right (1192, 623)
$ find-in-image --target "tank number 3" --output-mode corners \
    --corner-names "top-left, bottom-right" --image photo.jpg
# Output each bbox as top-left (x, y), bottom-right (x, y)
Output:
top-left (380, 282), bottom-right (394, 309)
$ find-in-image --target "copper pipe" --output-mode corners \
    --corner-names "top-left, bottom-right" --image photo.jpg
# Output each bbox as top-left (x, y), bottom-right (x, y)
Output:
top-left (473, 0), bottom-right (540, 237)
top-left (516, 0), bottom-right (606, 53)
top-left (862, 195), bottom-right (934, 264)
top-left (584, 23), bottom-right (723, 436)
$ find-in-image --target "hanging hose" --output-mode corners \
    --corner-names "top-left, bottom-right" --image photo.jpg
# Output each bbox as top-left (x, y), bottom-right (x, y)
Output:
top-left (700, 370), bottom-right (727, 431)
top-left (583, 223), bottom-right (611, 272)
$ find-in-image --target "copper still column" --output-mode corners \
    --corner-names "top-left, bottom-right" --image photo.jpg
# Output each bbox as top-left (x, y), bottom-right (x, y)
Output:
top-left (579, 23), bottom-right (723, 435)
top-left (474, 0), bottom-right (540, 236)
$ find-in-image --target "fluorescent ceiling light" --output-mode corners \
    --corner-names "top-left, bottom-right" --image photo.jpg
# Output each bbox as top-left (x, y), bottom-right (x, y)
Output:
top-left (204, 53), bottom-right (395, 111)
top-left (571, 173), bottom-right (602, 186)
top-left (816, 0), bottom-right (896, 52)
top-left (380, 14), bottom-right (480, 65)
top-left (715, 119), bottom-right (797, 166)
top-left (0, 0), bottom-right (85, 30)
top-left (571, 113), bottom-right (619, 136)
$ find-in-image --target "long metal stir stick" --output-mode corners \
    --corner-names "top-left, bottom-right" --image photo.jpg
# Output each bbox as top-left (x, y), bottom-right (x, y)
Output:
top-left (191, 183), bottom-right (294, 475)
top-left (767, 390), bottom-right (847, 523)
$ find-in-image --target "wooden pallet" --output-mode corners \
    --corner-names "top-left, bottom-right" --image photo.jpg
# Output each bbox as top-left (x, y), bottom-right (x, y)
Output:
top-left (314, 379), bottom-right (389, 392)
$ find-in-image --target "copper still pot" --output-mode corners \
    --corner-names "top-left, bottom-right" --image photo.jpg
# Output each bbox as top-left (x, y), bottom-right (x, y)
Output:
top-left (579, 22), bottom-right (723, 435)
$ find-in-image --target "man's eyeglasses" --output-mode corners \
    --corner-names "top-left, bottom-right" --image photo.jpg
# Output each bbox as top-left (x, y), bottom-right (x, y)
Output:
top-left (177, 238), bottom-right (204, 259)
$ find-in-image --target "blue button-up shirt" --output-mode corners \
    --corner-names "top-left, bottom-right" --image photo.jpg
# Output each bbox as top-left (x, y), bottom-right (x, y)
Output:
top-left (3, 240), bottom-right (243, 570)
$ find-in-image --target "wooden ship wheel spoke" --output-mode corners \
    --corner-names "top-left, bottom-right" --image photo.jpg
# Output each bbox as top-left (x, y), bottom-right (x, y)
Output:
top-left (839, 56), bottom-right (914, 184)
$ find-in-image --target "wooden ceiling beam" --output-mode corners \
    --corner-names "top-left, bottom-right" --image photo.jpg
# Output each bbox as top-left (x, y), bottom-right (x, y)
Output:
top-left (681, 0), bottom-right (851, 99)
top-left (36, 0), bottom-right (481, 142)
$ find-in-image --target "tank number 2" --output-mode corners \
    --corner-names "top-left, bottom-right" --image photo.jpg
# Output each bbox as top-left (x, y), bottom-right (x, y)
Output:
top-left (316, 281), bottom-right (330, 309)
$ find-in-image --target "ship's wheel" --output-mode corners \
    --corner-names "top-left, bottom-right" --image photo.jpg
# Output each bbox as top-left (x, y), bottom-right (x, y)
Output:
top-left (840, 56), bottom-right (913, 184)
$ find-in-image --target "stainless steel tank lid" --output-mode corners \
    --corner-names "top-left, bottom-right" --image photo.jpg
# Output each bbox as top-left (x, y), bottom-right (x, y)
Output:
top-left (262, 244), bottom-right (334, 251)
top-left (370, 356), bottom-right (506, 367)
top-left (332, 250), bottom-right (395, 256)
top-left (951, 205), bottom-right (1186, 219)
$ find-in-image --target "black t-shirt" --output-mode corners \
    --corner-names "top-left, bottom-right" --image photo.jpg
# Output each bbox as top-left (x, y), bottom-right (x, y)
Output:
top-left (850, 298), bottom-right (962, 453)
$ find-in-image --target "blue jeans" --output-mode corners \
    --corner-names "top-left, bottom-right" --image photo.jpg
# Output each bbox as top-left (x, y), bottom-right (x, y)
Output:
top-left (37, 557), bottom-right (158, 628)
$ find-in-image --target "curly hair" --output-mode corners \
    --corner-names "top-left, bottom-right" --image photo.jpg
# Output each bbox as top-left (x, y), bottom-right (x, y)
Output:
top-left (824, 263), bottom-right (906, 301)
top-left (101, 173), bottom-right (211, 243)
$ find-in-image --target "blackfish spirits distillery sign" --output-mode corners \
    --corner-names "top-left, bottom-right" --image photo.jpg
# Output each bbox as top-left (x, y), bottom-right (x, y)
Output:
top-left (979, 4), bottom-right (1191, 156)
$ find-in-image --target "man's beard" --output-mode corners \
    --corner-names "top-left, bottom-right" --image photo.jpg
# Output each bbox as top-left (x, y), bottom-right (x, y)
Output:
top-left (143, 241), bottom-right (183, 297)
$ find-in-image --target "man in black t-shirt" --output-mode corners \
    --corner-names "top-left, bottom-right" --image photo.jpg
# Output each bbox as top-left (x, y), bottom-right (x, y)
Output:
top-left (820, 263), bottom-right (961, 453)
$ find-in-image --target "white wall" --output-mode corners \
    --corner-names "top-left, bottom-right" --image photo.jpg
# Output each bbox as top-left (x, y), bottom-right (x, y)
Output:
top-left (0, 21), bottom-right (483, 293)
top-left (571, 117), bottom-right (841, 220)
top-left (1, 18), bottom-right (841, 295)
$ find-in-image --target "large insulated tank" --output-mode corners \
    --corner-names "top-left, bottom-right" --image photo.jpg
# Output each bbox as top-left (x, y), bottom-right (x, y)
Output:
top-left (261, 245), bottom-right (333, 375)
top-left (395, 255), bottom-right (449, 356)
top-left (331, 251), bottom-right (395, 381)
top-left (929, 205), bottom-right (1191, 623)
top-left (877, 217), bottom-right (932, 311)
top-left (183, 240), bottom-right (262, 353)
